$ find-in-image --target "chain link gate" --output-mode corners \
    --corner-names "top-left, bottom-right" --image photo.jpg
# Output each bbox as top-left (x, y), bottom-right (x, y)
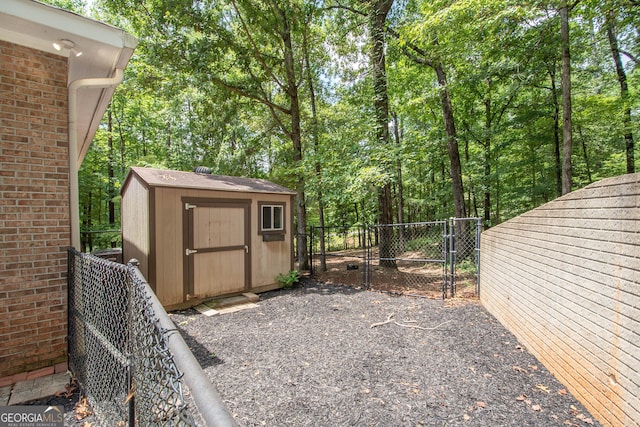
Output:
top-left (308, 219), bottom-right (481, 298)
top-left (309, 225), bottom-right (367, 277)
top-left (68, 249), bottom-right (196, 426)
top-left (447, 218), bottom-right (482, 298)
top-left (364, 221), bottom-right (449, 297)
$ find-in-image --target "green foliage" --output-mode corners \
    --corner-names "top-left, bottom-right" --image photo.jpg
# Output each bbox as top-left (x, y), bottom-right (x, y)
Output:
top-left (404, 236), bottom-right (441, 253)
top-left (455, 259), bottom-right (477, 274)
top-left (47, 0), bottom-right (638, 239)
top-left (275, 270), bottom-right (301, 289)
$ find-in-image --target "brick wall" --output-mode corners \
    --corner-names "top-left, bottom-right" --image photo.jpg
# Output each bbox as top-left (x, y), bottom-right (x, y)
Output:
top-left (480, 173), bottom-right (640, 427)
top-left (0, 41), bottom-right (70, 377)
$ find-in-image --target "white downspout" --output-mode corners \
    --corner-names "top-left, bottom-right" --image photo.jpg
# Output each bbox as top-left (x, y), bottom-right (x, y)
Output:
top-left (68, 69), bottom-right (124, 250)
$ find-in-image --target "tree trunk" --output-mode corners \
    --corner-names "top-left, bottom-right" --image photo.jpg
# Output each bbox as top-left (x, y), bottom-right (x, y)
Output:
top-left (392, 111), bottom-right (404, 226)
top-left (434, 61), bottom-right (466, 219)
top-left (87, 191), bottom-right (93, 253)
top-left (368, 0), bottom-right (396, 268)
top-left (483, 83), bottom-right (491, 227)
top-left (606, 9), bottom-right (635, 173)
top-left (304, 37), bottom-right (327, 271)
top-left (560, 2), bottom-right (573, 195)
top-left (578, 125), bottom-right (592, 184)
top-left (392, 112), bottom-right (405, 251)
top-left (107, 108), bottom-right (115, 225)
top-left (280, 7), bottom-right (309, 270)
top-left (549, 68), bottom-right (562, 197)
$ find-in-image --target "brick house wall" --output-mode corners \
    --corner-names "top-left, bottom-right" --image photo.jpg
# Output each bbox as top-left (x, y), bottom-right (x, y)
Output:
top-left (480, 173), bottom-right (640, 427)
top-left (0, 40), bottom-right (70, 377)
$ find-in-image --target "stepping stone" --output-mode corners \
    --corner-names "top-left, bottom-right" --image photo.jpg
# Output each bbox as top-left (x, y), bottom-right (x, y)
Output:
top-left (194, 292), bottom-right (260, 316)
top-left (194, 304), bottom-right (219, 317)
top-left (217, 303), bottom-right (259, 315)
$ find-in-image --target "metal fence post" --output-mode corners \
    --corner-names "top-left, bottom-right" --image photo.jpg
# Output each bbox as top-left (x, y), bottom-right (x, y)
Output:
top-left (309, 227), bottom-right (314, 276)
top-left (362, 224), bottom-right (368, 288)
top-left (126, 359), bottom-right (135, 427)
top-left (449, 218), bottom-right (455, 298)
top-left (126, 259), bottom-right (135, 427)
top-left (441, 222), bottom-right (448, 299)
top-left (475, 218), bottom-right (482, 297)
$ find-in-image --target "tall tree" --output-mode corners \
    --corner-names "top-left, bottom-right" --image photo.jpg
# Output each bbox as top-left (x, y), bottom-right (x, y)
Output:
top-left (302, 8), bottom-right (327, 272)
top-left (605, 8), bottom-right (635, 173)
top-left (560, 0), bottom-right (574, 194)
top-left (363, 0), bottom-right (396, 266)
top-left (388, 28), bottom-right (466, 220)
top-left (99, 0), bottom-right (313, 268)
top-left (107, 107), bottom-right (116, 226)
top-left (57, 0), bottom-right (639, 250)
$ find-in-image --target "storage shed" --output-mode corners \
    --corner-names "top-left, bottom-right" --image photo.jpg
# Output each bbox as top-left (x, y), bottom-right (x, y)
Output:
top-left (121, 166), bottom-right (296, 309)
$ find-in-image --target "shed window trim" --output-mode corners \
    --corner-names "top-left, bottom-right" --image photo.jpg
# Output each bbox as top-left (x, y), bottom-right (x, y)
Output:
top-left (259, 202), bottom-right (286, 235)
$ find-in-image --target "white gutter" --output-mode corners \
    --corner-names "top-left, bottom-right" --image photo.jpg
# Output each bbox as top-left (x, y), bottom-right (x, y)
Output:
top-left (68, 69), bottom-right (124, 249)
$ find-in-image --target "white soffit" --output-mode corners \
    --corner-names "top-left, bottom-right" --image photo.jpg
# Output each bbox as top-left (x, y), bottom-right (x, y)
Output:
top-left (0, 0), bottom-right (138, 164)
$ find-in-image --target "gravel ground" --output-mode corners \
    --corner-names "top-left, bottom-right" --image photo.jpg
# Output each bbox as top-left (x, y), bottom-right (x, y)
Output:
top-left (171, 280), bottom-right (602, 427)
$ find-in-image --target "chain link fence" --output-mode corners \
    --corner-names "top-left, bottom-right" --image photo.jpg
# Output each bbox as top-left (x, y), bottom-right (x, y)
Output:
top-left (308, 219), bottom-right (482, 298)
top-left (366, 221), bottom-right (448, 297)
top-left (309, 226), bottom-right (367, 277)
top-left (68, 249), bottom-right (202, 426)
top-left (447, 217), bottom-right (482, 298)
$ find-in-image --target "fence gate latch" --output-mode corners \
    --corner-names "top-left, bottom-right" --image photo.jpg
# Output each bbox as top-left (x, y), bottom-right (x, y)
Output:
top-left (185, 248), bottom-right (198, 256)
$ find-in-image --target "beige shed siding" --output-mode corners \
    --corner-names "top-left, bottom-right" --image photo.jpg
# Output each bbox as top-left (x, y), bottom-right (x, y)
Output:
top-left (130, 184), bottom-right (293, 307)
top-left (153, 187), bottom-right (186, 306)
top-left (480, 173), bottom-right (640, 427)
top-left (252, 193), bottom-right (294, 287)
top-left (121, 174), bottom-right (150, 276)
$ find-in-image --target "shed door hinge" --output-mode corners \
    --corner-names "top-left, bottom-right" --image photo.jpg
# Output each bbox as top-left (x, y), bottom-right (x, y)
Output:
top-left (185, 203), bottom-right (197, 210)
top-left (185, 248), bottom-right (198, 256)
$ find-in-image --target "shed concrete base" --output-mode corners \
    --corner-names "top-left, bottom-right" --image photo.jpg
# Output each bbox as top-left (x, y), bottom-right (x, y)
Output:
top-left (193, 292), bottom-right (260, 317)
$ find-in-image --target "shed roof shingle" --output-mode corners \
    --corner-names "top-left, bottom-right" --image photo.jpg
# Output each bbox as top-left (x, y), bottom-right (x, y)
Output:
top-left (126, 167), bottom-right (296, 195)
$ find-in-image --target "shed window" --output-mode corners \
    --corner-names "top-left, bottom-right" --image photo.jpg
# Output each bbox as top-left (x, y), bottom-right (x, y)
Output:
top-left (261, 204), bottom-right (284, 232)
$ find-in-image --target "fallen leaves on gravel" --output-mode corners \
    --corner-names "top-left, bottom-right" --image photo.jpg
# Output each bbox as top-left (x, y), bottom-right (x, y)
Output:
top-left (575, 412), bottom-right (595, 424)
top-left (75, 397), bottom-right (92, 420)
top-left (536, 384), bottom-right (551, 393)
top-left (56, 380), bottom-right (78, 398)
top-left (566, 405), bottom-right (595, 425)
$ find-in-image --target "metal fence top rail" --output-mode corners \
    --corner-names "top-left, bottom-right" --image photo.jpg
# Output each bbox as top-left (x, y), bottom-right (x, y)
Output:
top-left (68, 249), bottom-right (238, 427)
top-left (127, 261), bottom-right (239, 427)
top-left (379, 257), bottom-right (447, 263)
top-left (370, 220), bottom-right (448, 227)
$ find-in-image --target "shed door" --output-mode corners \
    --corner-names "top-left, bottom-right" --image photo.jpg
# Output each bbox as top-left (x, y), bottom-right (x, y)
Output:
top-left (184, 199), bottom-right (251, 299)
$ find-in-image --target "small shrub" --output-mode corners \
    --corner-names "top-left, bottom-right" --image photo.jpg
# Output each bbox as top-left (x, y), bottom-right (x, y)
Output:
top-left (276, 270), bottom-right (300, 289)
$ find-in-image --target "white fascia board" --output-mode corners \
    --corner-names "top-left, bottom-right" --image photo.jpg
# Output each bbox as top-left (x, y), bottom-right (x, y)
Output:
top-left (0, 0), bottom-right (137, 52)
top-left (0, 0), bottom-right (134, 47)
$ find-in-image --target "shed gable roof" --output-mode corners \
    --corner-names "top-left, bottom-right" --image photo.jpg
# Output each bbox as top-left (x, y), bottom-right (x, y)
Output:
top-left (126, 167), bottom-right (296, 195)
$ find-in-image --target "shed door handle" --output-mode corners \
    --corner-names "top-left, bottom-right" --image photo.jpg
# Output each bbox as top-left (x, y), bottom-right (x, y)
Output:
top-left (186, 249), bottom-right (198, 256)
top-left (245, 245), bottom-right (249, 254)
